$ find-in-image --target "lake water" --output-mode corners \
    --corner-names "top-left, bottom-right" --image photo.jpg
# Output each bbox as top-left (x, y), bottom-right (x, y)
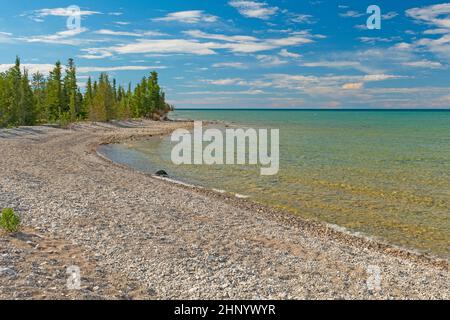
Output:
top-left (99, 110), bottom-right (450, 258)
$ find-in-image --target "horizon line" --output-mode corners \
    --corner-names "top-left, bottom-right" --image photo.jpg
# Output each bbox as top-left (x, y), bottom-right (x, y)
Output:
top-left (174, 108), bottom-right (450, 111)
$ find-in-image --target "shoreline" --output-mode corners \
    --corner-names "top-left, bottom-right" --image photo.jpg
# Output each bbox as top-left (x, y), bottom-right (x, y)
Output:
top-left (0, 120), bottom-right (448, 299)
top-left (95, 132), bottom-right (449, 269)
top-left (97, 119), bottom-right (449, 265)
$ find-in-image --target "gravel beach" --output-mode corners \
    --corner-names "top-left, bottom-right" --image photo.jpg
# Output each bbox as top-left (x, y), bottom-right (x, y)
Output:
top-left (0, 120), bottom-right (448, 300)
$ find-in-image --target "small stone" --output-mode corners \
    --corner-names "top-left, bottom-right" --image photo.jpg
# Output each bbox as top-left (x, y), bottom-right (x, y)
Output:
top-left (147, 288), bottom-right (157, 296)
top-left (0, 267), bottom-right (18, 278)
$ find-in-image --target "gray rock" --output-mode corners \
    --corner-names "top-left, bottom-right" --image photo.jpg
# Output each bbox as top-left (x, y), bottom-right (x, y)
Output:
top-left (0, 267), bottom-right (18, 278)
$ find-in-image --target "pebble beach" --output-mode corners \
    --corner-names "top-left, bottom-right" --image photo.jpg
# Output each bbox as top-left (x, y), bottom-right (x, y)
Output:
top-left (0, 120), bottom-right (448, 300)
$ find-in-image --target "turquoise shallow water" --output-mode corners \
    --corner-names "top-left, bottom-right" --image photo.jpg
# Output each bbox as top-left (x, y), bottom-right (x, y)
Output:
top-left (99, 110), bottom-right (450, 258)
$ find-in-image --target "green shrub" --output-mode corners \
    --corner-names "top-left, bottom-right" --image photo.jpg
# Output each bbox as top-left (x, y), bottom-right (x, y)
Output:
top-left (58, 112), bottom-right (72, 129)
top-left (0, 208), bottom-right (21, 233)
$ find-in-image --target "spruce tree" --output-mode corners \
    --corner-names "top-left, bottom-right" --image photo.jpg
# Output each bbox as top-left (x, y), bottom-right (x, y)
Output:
top-left (45, 61), bottom-right (63, 121)
top-left (64, 58), bottom-right (78, 121)
top-left (19, 70), bottom-right (36, 126)
top-left (32, 72), bottom-right (46, 123)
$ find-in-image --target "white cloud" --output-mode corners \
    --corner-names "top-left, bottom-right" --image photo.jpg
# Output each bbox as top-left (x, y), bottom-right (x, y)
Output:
top-left (302, 60), bottom-right (369, 72)
top-left (401, 60), bottom-right (444, 69)
top-left (205, 78), bottom-right (243, 85)
top-left (37, 7), bottom-right (101, 17)
top-left (185, 90), bottom-right (264, 95)
top-left (382, 11), bottom-right (398, 20)
top-left (416, 34), bottom-right (450, 53)
top-left (142, 31), bottom-right (168, 37)
top-left (229, 1), bottom-right (278, 20)
top-left (267, 28), bottom-right (293, 34)
top-left (218, 34), bottom-right (314, 53)
top-left (0, 63), bottom-right (56, 74)
top-left (406, 3), bottom-right (450, 29)
top-left (256, 54), bottom-right (287, 66)
top-left (195, 30), bottom-right (314, 51)
top-left (222, 42), bottom-right (277, 53)
top-left (289, 14), bottom-right (315, 24)
top-left (423, 28), bottom-right (450, 35)
top-left (342, 82), bottom-right (364, 90)
top-left (339, 10), bottom-right (364, 18)
top-left (29, 7), bottom-right (101, 21)
top-left (94, 29), bottom-right (166, 37)
top-left (152, 10), bottom-right (218, 24)
top-left (205, 73), bottom-right (403, 93)
top-left (393, 42), bottom-right (413, 50)
top-left (299, 44), bottom-right (426, 74)
top-left (111, 39), bottom-right (218, 55)
top-left (0, 31), bottom-right (13, 43)
top-left (183, 30), bottom-right (258, 42)
top-left (363, 74), bottom-right (403, 82)
top-left (358, 36), bottom-right (401, 44)
top-left (77, 66), bottom-right (166, 73)
top-left (212, 62), bottom-right (247, 68)
top-left (406, 4), bottom-right (450, 60)
top-left (230, 73), bottom-right (388, 102)
top-left (78, 48), bottom-right (114, 60)
top-left (268, 36), bottom-right (313, 46)
top-left (18, 27), bottom-right (89, 45)
top-left (0, 63), bottom-right (165, 75)
top-left (95, 29), bottom-right (142, 37)
top-left (87, 30), bottom-right (316, 58)
top-left (279, 49), bottom-right (301, 58)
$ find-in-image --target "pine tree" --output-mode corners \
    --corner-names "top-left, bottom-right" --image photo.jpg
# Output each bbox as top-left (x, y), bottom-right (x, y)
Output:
top-left (6, 56), bottom-right (22, 126)
top-left (64, 58), bottom-right (78, 121)
top-left (83, 77), bottom-right (93, 119)
top-left (76, 88), bottom-right (84, 119)
top-left (90, 73), bottom-right (114, 121)
top-left (18, 69), bottom-right (36, 126)
top-left (112, 78), bottom-right (117, 104)
top-left (148, 71), bottom-right (161, 117)
top-left (45, 61), bottom-right (63, 121)
top-left (32, 72), bottom-right (46, 123)
top-left (132, 82), bottom-right (142, 117)
top-left (0, 71), bottom-right (7, 127)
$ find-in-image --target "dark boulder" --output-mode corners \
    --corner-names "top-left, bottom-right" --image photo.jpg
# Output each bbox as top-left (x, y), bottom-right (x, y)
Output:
top-left (155, 170), bottom-right (168, 177)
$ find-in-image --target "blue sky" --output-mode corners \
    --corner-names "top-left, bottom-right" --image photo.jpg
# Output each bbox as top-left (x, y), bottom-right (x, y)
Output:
top-left (0, 0), bottom-right (450, 109)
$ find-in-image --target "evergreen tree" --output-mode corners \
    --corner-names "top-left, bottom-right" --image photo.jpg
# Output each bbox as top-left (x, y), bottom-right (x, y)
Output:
top-left (0, 71), bottom-right (8, 127)
top-left (0, 57), bottom-right (172, 128)
top-left (83, 76), bottom-right (93, 119)
top-left (90, 73), bottom-right (114, 121)
top-left (45, 61), bottom-right (63, 121)
top-left (18, 69), bottom-right (36, 126)
top-left (64, 58), bottom-right (78, 121)
top-left (7, 56), bottom-right (22, 126)
top-left (32, 72), bottom-right (46, 123)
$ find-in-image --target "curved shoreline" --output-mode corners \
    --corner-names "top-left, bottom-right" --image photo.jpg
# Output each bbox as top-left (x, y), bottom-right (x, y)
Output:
top-left (0, 120), bottom-right (448, 299)
top-left (95, 132), bottom-right (449, 269)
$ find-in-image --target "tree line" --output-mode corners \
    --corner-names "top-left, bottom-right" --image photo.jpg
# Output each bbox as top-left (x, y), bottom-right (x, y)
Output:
top-left (0, 57), bottom-right (173, 128)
